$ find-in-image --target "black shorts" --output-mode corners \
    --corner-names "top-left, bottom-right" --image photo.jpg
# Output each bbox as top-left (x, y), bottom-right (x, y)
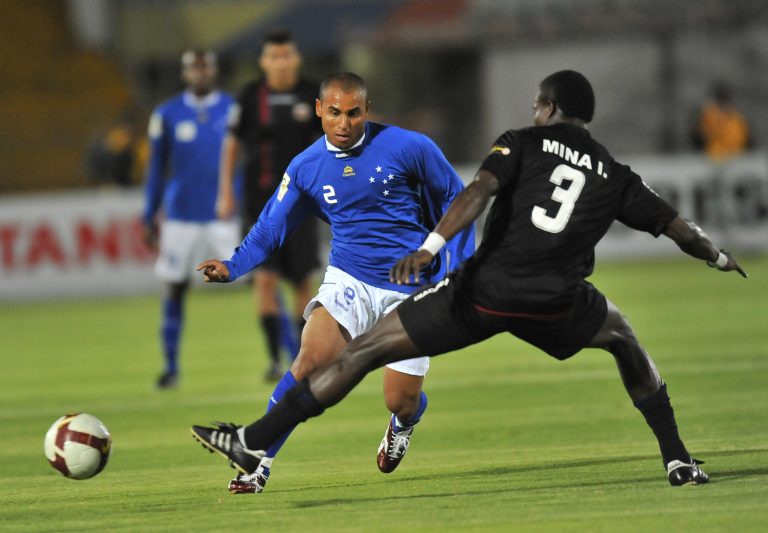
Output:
top-left (397, 273), bottom-right (608, 361)
top-left (241, 214), bottom-right (320, 284)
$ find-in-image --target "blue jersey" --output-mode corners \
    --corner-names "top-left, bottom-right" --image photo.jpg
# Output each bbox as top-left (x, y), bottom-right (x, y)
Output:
top-left (143, 90), bottom-right (234, 223)
top-left (224, 122), bottom-right (475, 293)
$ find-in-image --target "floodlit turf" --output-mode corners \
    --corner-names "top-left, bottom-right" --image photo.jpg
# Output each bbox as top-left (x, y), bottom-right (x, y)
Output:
top-left (1, 257), bottom-right (766, 532)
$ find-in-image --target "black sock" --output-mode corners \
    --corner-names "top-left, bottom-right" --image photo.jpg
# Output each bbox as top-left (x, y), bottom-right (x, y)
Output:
top-left (634, 383), bottom-right (690, 466)
top-left (261, 315), bottom-right (281, 364)
top-left (295, 317), bottom-right (306, 338)
top-left (243, 379), bottom-right (324, 451)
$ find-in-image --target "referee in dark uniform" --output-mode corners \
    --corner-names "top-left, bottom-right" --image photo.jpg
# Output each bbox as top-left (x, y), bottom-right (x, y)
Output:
top-left (200, 70), bottom-right (747, 487)
top-left (218, 30), bottom-right (322, 381)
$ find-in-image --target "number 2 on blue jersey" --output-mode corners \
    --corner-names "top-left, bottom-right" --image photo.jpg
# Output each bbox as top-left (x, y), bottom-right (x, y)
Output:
top-left (323, 185), bottom-right (338, 204)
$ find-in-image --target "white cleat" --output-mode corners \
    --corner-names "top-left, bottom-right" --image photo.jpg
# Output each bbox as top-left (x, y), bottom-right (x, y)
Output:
top-left (228, 458), bottom-right (272, 494)
top-left (377, 416), bottom-right (413, 473)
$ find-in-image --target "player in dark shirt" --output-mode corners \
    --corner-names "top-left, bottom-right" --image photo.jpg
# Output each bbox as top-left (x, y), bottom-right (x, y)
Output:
top-left (217, 30), bottom-right (323, 380)
top-left (192, 70), bottom-right (747, 486)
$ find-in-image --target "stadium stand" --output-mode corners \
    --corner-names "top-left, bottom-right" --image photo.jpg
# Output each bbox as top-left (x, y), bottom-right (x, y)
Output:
top-left (0, 0), bottom-right (132, 193)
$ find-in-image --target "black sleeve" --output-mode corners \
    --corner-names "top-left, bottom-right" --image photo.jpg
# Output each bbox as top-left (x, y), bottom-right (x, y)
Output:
top-left (478, 130), bottom-right (523, 189)
top-left (302, 82), bottom-right (323, 139)
top-left (229, 83), bottom-right (255, 139)
top-left (615, 163), bottom-right (678, 237)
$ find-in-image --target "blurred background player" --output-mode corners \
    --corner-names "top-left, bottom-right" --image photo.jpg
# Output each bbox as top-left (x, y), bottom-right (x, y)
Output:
top-left (142, 50), bottom-right (239, 389)
top-left (217, 30), bottom-right (323, 381)
top-left (195, 72), bottom-right (475, 494)
top-left (692, 81), bottom-right (753, 161)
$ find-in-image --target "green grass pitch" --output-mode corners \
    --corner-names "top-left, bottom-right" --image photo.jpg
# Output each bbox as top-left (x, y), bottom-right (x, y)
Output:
top-left (1, 257), bottom-right (767, 531)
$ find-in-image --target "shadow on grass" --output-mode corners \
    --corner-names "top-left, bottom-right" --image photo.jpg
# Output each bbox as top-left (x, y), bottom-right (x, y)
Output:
top-left (700, 448), bottom-right (768, 483)
top-left (282, 447), bottom-right (768, 508)
top-left (713, 468), bottom-right (768, 483)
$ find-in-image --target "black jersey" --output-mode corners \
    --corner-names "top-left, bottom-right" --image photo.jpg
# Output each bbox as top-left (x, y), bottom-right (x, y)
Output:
top-left (461, 122), bottom-right (677, 314)
top-left (229, 78), bottom-right (322, 214)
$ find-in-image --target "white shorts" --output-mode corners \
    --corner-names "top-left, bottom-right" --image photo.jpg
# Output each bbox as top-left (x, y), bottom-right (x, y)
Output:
top-left (303, 265), bottom-right (430, 377)
top-left (155, 219), bottom-right (240, 283)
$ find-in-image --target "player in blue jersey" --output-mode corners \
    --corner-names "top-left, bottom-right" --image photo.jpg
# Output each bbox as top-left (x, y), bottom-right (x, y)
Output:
top-left (193, 72), bottom-right (475, 493)
top-left (142, 50), bottom-right (239, 389)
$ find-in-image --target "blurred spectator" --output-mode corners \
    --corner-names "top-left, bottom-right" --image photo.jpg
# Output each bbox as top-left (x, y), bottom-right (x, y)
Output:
top-left (692, 82), bottom-right (753, 161)
top-left (85, 110), bottom-right (144, 188)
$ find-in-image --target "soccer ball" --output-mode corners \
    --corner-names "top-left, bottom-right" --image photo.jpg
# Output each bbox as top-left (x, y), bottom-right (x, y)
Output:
top-left (44, 413), bottom-right (112, 480)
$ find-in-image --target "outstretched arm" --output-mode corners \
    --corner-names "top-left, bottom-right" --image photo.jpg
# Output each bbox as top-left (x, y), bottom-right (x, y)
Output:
top-left (615, 163), bottom-right (747, 279)
top-left (390, 170), bottom-right (499, 284)
top-left (197, 174), bottom-right (311, 282)
top-left (663, 217), bottom-right (748, 277)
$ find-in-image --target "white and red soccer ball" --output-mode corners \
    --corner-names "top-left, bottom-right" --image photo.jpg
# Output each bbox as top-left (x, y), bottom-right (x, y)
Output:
top-left (44, 413), bottom-right (112, 480)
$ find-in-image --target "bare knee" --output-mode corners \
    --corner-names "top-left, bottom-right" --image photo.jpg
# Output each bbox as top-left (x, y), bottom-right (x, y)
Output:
top-left (591, 304), bottom-right (639, 351)
top-left (603, 316), bottom-right (661, 396)
top-left (606, 321), bottom-right (639, 352)
top-left (383, 369), bottom-right (423, 420)
top-left (384, 388), bottom-right (421, 419)
top-left (289, 351), bottom-right (315, 379)
top-left (291, 333), bottom-right (334, 380)
top-left (290, 305), bottom-right (350, 379)
top-left (290, 342), bottom-right (334, 379)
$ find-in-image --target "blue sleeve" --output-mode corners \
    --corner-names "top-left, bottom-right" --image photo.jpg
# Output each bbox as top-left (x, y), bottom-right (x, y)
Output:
top-left (223, 171), bottom-right (313, 281)
top-left (143, 110), bottom-right (169, 223)
top-left (412, 135), bottom-right (476, 270)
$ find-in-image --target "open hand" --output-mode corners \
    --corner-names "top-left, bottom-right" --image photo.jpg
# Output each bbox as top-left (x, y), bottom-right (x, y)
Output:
top-left (389, 250), bottom-right (434, 285)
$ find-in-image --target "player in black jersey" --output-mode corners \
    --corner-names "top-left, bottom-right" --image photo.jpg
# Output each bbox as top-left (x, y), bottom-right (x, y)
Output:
top-left (217, 30), bottom-right (323, 381)
top-left (192, 70), bottom-right (747, 486)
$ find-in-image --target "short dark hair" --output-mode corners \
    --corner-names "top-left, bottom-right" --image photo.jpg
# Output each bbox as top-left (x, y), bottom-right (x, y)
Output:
top-left (181, 49), bottom-right (216, 67)
top-left (319, 72), bottom-right (368, 101)
top-left (539, 70), bottom-right (595, 123)
top-left (261, 29), bottom-right (295, 52)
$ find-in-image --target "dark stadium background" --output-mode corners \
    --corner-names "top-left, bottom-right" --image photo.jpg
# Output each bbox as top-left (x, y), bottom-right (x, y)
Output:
top-left (2, 0), bottom-right (766, 301)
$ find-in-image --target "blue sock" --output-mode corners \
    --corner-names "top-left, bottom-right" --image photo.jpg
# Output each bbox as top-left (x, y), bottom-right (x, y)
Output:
top-left (264, 371), bottom-right (298, 460)
top-left (394, 391), bottom-right (428, 431)
top-left (275, 289), bottom-right (300, 359)
top-left (161, 297), bottom-right (183, 375)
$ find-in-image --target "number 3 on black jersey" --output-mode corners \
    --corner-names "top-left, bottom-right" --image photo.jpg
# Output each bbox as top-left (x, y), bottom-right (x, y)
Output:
top-left (531, 164), bottom-right (585, 233)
